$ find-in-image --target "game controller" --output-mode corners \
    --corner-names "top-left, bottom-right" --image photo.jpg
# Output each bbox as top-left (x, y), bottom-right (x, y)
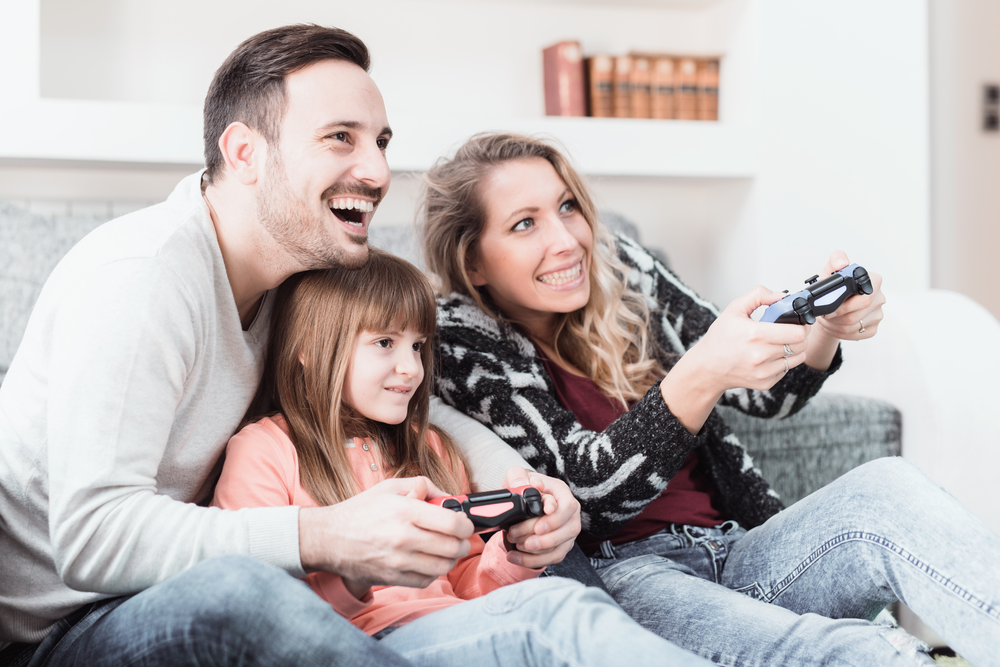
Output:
top-left (429, 485), bottom-right (545, 534)
top-left (760, 263), bottom-right (873, 325)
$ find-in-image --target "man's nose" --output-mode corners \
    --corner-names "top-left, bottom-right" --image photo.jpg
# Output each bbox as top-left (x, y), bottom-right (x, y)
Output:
top-left (349, 139), bottom-right (391, 190)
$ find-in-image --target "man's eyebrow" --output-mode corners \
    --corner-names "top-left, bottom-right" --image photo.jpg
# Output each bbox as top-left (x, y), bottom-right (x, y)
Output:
top-left (317, 120), bottom-right (393, 138)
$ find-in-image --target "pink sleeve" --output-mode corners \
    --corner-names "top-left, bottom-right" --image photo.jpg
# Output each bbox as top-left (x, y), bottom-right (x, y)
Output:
top-left (212, 419), bottom-right (373, 620)
top-left (423, 430), bottom-right (543, 599)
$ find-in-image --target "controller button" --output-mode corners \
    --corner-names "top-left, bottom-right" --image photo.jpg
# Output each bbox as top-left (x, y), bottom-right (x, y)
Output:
top-left (792, 297), bottom-right (809, 311)
top-left (442, 498), bottom-right (462, 511)
top-left (805, 274), bottom-right (819, 285)
top-left (470, 502), bottom-right (515, 518)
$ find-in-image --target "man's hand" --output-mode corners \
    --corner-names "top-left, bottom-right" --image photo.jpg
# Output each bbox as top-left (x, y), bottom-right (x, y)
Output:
top-left (501, 467), bottom-right (581, 569)
top-left (299, 476), bottom-right (474, 590)
top-left (805, 250), bottom-right (886, 370)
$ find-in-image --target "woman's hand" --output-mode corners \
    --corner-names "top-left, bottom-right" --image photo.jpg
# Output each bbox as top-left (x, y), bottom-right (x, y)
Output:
top-left (660, 286), bottom-right (808, 434)
top-left (501, 467), bottom-right (581, 569)
top-left (804, 251), bottom-right (886, 371)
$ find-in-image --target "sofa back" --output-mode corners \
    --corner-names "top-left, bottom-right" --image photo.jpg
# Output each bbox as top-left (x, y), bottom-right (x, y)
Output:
top-left (0, 197), bottom-right (651, 389)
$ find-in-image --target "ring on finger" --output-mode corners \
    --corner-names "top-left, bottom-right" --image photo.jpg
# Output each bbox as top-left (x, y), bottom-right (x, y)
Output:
top-left (783, 358), bottom-right (788, 373)
top-left (783, 344), bottom-right (793, 357)
top-left (858, 319), bottom-right (866, 335)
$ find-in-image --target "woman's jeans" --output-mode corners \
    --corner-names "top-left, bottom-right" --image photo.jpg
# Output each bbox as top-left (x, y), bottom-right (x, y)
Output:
top-left (591, 458), bottom-right (1000, 667)
top-left (17, 556), bottom-right (711, 667)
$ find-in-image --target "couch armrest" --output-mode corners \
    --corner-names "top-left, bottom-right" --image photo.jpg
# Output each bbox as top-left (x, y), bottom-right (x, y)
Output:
top-left (820, 288), bottom-right (1000, 536)
top-left (717, 394), bottom-right (901, 505)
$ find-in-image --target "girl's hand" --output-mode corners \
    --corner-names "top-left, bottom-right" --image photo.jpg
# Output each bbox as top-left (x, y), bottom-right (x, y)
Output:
top-left (661, 286), bottom-right (808, 433)
top-left (501, 467), bottom-right (581, 569)
top-left (805, 251), bottom-right (886, 370)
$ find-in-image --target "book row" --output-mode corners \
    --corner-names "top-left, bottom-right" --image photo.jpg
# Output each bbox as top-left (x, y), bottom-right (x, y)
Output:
top-left (543, 41), bottom-right (720, 121)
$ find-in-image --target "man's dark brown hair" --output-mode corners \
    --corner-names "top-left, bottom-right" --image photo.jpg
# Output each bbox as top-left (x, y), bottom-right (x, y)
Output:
top-left (202, 24), bottom-right (370, 184)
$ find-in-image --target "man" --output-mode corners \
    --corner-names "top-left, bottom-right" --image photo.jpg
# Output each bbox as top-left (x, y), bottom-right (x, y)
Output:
top-left (0, 25), bottom-right (579, 665)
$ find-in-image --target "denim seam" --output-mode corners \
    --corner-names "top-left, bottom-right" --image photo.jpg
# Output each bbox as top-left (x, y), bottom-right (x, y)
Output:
top-left (763, 531), bottom-right (999, 623)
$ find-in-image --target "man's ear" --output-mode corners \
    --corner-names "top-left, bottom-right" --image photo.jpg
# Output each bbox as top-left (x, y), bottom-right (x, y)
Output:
top-left (217, 122), bottom-right (262, 186)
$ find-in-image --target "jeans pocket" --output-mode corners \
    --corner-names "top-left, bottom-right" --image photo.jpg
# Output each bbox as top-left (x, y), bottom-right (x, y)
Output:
top-left (732, 581), bottom-right (769, 602)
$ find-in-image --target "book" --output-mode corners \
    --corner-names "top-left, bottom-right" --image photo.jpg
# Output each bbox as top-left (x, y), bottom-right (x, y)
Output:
top-left (696, 59), bottom-right (720, 121)
top-left (542, 41), bottom-right (586, 117)
top-left (675, 57), bottom-right (699, 120)
top-left (629, 57), bottom-right (652, 119)
top-left (612, 55), bottom-right (633, 118)
top-left (585, 55), bottom-right (614, 118)
top-left (650, 57), bottom-right (676, 120)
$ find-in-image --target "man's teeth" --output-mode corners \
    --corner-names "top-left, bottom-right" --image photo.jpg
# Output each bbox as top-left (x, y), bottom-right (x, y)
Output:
top-left (537, 263), bottom-right (582, 285)
top-left (329, 198), bottom-right (374, 213)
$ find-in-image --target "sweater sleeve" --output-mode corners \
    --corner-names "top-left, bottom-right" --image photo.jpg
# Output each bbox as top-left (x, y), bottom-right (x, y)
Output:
top-left (436, 295), bottom-right (706, 537)
top-left (45, 259), bottom-right (300, 594)
top-left (615, 235), bottom-right (840, 421)
top-left (212, 421), bottom-right (371, 620)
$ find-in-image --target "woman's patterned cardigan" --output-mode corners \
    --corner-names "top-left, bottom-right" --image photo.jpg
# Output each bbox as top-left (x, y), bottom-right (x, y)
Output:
top-left (434, 235), bottom-right (842, 538)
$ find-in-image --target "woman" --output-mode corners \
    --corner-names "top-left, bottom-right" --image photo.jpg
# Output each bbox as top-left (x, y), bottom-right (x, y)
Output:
top-left (421, 132), bottom-right (1000, 667)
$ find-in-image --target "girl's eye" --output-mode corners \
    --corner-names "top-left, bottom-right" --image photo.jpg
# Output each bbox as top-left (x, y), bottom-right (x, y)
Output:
top-left (511, 218), bottom-right (533, 232)
top-left (412, 341), bottom-right (424, 352)
top-left (375, 338), bottom-right (392, 349)
top-left (560, 199), bottom-right (577, 213)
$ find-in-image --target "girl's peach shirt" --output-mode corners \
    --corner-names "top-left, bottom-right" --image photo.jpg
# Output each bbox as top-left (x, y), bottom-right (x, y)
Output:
top-left (212, 414), bottom-right (542, 636)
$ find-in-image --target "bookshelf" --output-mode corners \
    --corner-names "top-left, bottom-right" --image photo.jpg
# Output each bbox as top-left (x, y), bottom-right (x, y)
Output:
top-left (1, 0), bottom-right (756, 179)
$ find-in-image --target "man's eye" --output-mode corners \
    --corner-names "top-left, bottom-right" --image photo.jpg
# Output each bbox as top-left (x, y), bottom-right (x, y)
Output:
top-left (377, 137), bottom-right (390, 150)
top-left (512, 218), bottom-right (533, 232)
top-left (329, 132), bottom-right (348, 142)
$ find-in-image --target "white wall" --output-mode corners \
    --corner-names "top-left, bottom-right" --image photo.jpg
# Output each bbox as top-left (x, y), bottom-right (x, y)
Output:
top-left (929, 0), bottom-right (1000, 320)
top-left (7, 0), bottom-right (933, 310)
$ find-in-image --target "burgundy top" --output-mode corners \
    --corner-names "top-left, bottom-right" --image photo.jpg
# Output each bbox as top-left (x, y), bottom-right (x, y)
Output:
top-left (535, 346), bottom-right (724, 554)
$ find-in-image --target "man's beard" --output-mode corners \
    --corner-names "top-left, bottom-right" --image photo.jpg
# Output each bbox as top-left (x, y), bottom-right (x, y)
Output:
top-left (255, 151), bottom-right (371, 271)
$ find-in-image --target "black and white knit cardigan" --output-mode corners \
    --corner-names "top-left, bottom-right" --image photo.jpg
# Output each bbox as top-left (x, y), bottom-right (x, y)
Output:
top-left (434, 235), bottom-right (842, 537)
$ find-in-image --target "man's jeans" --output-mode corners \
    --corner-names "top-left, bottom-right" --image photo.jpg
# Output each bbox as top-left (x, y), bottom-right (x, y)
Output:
top-left (20, 556), bottom-right (416, 667)
top-left (18, 556), bottom-right (711, 667)
top-left (379, 576), bottom-right (712, 666)
top-left (591, 458), bottom-right (1000, 667)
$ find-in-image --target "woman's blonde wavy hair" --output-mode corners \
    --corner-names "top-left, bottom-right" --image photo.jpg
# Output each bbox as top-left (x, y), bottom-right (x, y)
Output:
top-left (245, 248), bottom-right (467, 506)
top-left (421, 132), bottom-right (666, 407)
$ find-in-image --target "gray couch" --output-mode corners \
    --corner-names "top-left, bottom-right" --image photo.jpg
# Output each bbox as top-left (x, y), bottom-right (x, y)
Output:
top-left (0, 200), bottom-right (901, 505)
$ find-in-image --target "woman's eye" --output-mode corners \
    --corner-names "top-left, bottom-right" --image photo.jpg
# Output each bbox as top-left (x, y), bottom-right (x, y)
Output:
top-left (560, 199), bottom-right (577, 213)
top-left (375, 338), bottom-right (392, 349)
top-left (329, 132), bottom-right (348, 143)
top-left (511, 218), bottom-right (533, 232)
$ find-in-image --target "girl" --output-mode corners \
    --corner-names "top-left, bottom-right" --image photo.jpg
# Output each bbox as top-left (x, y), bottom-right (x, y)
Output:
top-left (422, 132), bottom-right (1000, 667)
top-left (212, 248), bottom-right (712, 667)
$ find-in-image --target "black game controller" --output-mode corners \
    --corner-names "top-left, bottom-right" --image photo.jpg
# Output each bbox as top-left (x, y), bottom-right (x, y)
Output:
top-left (760, 263), bottom-right (873, 325)
top-left (429, 485), bottom-right (545, 534)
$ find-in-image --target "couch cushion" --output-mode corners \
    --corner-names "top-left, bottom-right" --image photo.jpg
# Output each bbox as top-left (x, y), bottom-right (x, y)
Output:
top-left (717, 393), bottom-right (902, 505)
top-left (0, 201), bottom-right (105, 385)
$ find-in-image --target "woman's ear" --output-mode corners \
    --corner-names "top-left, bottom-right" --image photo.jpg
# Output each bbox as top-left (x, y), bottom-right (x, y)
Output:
top-left (466, 254), bottom-right (487, 287)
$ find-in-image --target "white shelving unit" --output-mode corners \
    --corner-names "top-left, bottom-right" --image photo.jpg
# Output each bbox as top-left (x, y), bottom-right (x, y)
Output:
top-left (1, 0), bottom-right (757, 179)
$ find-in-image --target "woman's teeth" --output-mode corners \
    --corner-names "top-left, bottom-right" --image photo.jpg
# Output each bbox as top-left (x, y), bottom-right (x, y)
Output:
top-left (537, 263), bottom-right (582, 285)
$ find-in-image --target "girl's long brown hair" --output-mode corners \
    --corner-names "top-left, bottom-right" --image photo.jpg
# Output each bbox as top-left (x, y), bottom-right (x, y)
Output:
top-left (421, 132), bottom-right (666, 407)
top-left (246, 248), bottom-right (467, 506)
